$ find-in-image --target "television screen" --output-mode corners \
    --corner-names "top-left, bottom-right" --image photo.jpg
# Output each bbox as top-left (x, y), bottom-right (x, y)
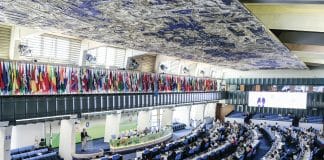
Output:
top-left (248, 92), bottom-right (307, 109)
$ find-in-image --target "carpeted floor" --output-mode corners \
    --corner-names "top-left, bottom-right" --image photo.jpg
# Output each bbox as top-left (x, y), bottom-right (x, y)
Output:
top-left (255, 134), bottom-right (272, 160)
top-left (75, 138), bottom-right (110, 154)
top-left (172, 128), bottom-right (192, 141)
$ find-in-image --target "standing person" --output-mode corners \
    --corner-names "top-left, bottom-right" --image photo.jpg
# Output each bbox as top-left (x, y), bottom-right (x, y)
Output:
top-left (81, 128), bottom-right (90, 152)
top-left (322, 116), bottom-right (324, 135)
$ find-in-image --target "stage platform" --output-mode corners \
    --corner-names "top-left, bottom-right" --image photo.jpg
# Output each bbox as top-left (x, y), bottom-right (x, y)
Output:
top-left (73, 149), bottom-right (104, 159)
top-left (73, 138), bottom-right (109, 159)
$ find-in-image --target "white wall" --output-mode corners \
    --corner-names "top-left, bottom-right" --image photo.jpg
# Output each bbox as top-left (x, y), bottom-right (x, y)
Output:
top-left (190, 104), bottom-right (205, 121)
top-left (59, 120), bottom-right (76, 160)
top-left (0, 126), bottom-right (12, 160)
top-left (104, 113), bottom-right (121, 142)
top-left (154, 54), bottom-right (225, 78)
top-left (161, 108), bottom-right (173, 127)
top-left (173, 105), bottom-right (191, 126)
top-left (137, 110), bottom-right (152, 131)
top-left (204, 103), bottom-right (216, 118)
top-left (11, 123), bottom-right (45, 149)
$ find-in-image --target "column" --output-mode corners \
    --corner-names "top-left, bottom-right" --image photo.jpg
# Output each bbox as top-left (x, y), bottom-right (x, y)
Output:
top-left (104, 112), bottom-right (121, 142)
top-left (204, 103), bottom-right (217, 119)
top-left (161, 108), bottom-right (173, 128)
top-left (173, 105), bottom-right (191, 127)
top-left (0, 125), bottom-right (12, 160)
top-left (190, 104), bottom-right (205, 121)
top-left (59, 119), bottom-right (76, 160)
top-left (137, 110), bottom-right (151, 131)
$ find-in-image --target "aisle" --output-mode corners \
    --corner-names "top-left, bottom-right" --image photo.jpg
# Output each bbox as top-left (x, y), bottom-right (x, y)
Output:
top-left (255, 135), bottom-right (271, 160)
top-left (171, 128), bottom-right (192, 141)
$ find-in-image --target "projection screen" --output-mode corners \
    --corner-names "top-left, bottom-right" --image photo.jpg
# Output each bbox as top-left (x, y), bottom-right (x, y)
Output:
top-left (248, 92), bottom-right (307, 109)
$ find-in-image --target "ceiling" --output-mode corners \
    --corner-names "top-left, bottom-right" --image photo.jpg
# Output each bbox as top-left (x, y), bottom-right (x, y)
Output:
top-left (242, 2), bottom-right (324, 66)
top-left (0, 0), bottom-right (307, 70)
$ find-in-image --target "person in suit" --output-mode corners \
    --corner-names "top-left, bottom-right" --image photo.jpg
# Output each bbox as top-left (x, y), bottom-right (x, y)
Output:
top-left (81, 128), bottom-right (90, 152)
top-left (167, 150), bottom-right (176, 160)
top-left (183, 145), bottom-right (190, 158)
top-left (39, 138), bottom-right (46, 148)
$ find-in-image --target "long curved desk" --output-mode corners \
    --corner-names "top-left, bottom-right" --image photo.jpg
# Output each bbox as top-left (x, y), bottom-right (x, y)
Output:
top-left (110, 132), bottom-right (173, 153)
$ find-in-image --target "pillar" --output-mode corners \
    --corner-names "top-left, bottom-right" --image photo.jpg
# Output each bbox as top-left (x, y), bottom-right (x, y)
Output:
top-left (190, 104), bottom-right (205, 121)
top-left (173, 105), bottom-right (191, 127)
top-left (204, 103), bottom-right (217, 119)
top-left (104, 112), bottom-right (121, 142)
top-left (59, 119), bottom-right (76, 160)
top-left (137, 110), bottom-right (151, 131)
top-left (161, 108), bottom-right (173, 128)
top-left (0, 125), bottom-right (12, 160)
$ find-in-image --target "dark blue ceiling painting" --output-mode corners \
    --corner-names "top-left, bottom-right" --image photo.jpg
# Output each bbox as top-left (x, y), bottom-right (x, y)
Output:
top-left (0, 0), bottom-right (307, 70)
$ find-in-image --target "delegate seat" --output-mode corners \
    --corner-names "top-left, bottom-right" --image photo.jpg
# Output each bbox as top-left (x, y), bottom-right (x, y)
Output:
top-left (11, 145), bottom-right (35, 155)
top-left (111, 154), bottom-right (122, 160)
top-left (153, 154), bottom-right (161, 160)
top-left (175, 152), bottom-right (182, 160)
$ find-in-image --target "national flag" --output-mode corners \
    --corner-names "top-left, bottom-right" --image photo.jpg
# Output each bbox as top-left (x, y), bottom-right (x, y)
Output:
top-left (25, 64), bottom-right (30, 93)
top-left (153, 74), bottom-right (158, 96)
top-left (65, 67), bottom-right (70, 93)
top-left (70, 68), bottom-right (79, 92)
top-left (0, 61), bottom-right (4, 91)
top-left (12, 63), bottom-right (19, 93)
top-left (2, 62), bottom-right (8, 93)
top-left (51, 65), bottom-right (57, 93)
top-left (103, 71), bottom-right (108, 91)
top-left (18, 64), bottom-right (25, 94)
top-left (81, 68), bottom-right (88, 92)
top-left (43, 65), bottom-right (50, 93)
top-left (132, 72), bottom-right (138, 92)
top-left (117, 72), bottom-right (123, 91)
top-left (59, 67), bottom-right (64, 93)
top-left (89, 69), bottom-right (94, 92)
top-left (177, 77), bottom-right (181, 92)
top-left (30, 65), bottom-right (37, 93)
top-left (108, 71), bottom-right (113, 91)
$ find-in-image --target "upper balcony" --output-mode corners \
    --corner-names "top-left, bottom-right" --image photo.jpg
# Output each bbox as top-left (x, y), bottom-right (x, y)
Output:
top-left (0, 60), bottom-right (223, 124)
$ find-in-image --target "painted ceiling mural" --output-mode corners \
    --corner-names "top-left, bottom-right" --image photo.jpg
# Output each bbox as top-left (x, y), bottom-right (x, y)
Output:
top-left (0, 0), bottom-right (306, 70)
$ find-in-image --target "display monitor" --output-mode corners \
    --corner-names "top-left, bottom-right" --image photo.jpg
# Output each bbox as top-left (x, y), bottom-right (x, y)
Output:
top-left (248, 92), bottom-right (307, 109)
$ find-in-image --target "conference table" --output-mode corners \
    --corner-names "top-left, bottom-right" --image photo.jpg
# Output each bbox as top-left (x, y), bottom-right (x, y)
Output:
top-left (136, 123), bottom-right (205, 159)
top-left (109, 128), bottom-right (173, 152)
top-left (193, 142), bottom-right (231, 159)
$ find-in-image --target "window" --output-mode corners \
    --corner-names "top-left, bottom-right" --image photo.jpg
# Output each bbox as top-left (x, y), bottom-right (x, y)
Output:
top-left (19, 34), bottom-right (81, 64)
top-left (85, 47), bottom-right (145, 68)
top-left (0, 25), bottom-right (11, 59)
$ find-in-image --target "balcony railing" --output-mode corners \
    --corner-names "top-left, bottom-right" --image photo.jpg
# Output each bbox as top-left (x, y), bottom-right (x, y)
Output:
top-left (0, 91), bottom-right (225, 123)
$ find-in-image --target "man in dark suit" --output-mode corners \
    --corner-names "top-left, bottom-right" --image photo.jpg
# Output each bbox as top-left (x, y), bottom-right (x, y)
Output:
top-left (167, 150), bottom-right (176, 160)
top-left (81, 128), bottom-right (89, 152)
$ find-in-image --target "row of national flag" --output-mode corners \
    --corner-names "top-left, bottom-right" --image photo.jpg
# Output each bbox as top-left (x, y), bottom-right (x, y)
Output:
top-left (0, 61), bottom-right (217, 95)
